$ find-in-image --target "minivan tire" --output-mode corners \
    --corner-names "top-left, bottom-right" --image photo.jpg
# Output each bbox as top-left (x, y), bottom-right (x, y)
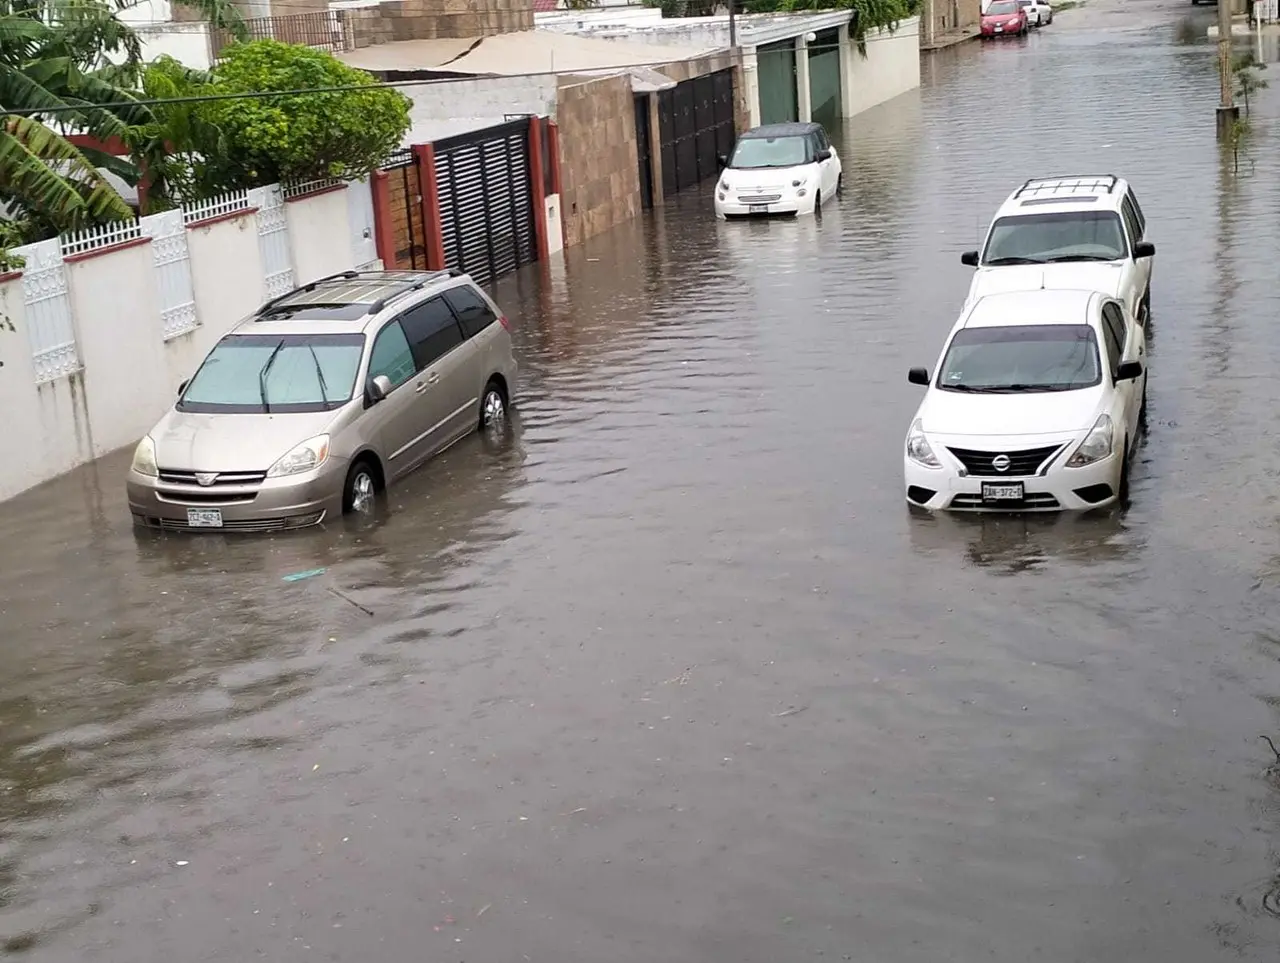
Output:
top-left (479, 380), bottom-right (507, 434)
top-left (342, 460), bottom-right (378, 515)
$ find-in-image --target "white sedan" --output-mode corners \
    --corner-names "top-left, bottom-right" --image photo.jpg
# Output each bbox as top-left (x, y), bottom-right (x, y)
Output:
top-left (903, 288), bottom-right (1147, 512)
top-left (714, 121), bottom-right (842, 219)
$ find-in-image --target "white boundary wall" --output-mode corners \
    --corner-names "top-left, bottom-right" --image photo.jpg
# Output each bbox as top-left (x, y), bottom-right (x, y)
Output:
top-left (0, 181), bottom-right (380, 501)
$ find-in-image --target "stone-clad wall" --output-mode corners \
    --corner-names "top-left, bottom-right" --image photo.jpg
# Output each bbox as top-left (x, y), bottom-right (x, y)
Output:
top-left (349, 0), bottom-right (533, 46)
top-left (557, 73), bottom-right (641, 249)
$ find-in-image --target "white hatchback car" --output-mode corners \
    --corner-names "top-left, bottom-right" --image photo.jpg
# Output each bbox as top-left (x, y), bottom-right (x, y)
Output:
top-left (714, 122), bottom-right (842, 219)
top-left (904, 288), bottom-right (1147, 512)
top-left (962, 175), bottom-right (1155, 323)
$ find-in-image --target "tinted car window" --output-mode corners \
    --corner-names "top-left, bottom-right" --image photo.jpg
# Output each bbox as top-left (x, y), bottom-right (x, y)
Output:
top-left (398, 296), bottom-right (464, 369)
top-left (1120, 197), bottom-right (1142, 245)
top-left (444, 285), bottom-right (499, 339)
top-left (368, 322), bottom-right (416, 388)
top-left (1100, 303), bottom-right (1126, 375)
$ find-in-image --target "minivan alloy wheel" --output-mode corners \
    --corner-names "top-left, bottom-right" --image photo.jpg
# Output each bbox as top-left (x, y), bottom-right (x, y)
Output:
top-left (482, 387), bottom-right (506, 431)
top-left (348, 468), bottom-right (376, 514)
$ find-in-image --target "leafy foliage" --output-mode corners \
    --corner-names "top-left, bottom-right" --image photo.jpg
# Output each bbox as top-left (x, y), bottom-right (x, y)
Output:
top-left (648, 0), bottom-right (918, 47)
top-left (1232, 51), bottom-right (1268, 118)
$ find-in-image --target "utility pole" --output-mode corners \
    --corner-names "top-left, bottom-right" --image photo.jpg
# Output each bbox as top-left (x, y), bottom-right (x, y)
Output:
top-left (1217, 0), bottom-right (1239, 138)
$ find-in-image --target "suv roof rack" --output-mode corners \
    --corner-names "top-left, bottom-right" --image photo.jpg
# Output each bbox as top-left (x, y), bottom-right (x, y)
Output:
top-left (254, 268), bottom-right (463, 320)
top-left (1013, 174), bottom-right (1119, 200)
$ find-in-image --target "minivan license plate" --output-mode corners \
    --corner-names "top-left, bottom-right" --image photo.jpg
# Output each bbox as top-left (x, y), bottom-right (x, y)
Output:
top-left (187, 508), bottom-right (223, 528)
top-left (982, 482), bottom-right (1024, 503)
top-left (748, 204), bottom-right (769, 214)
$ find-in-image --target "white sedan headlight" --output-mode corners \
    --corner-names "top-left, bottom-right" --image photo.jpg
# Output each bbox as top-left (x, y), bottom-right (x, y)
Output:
top-left (131, 435), bottom-right (158, 477)
top-left (1066, 414), bottom-right (1114, 467)
top-left (906, 418), bottom-right (941, 469)
top-left (267, 434), bottom-right (330, 478)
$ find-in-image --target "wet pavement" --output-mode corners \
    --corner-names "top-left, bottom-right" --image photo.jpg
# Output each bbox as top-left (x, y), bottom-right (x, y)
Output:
top-left (4, 0), bottom-right (1280, 958)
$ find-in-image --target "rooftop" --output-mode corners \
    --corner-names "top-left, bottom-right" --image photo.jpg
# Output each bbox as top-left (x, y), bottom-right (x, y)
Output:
top-left (999, 175), bottom-right (1129, 214)
top-left (742, 122), bottom-right (824, 139)
top-left (965, 288), bottom-right (1098, 328)
top-left (251, 270), bottom-right (462, 329)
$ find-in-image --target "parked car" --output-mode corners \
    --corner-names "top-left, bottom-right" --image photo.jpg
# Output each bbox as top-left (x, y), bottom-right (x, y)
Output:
top-left (981, 0), bottom-right (1029, 36)
top-left (961, 174), bottom-right (1156, 323)
top-left (714, 121), bottom-right (842, 219)
top-left (128, 269), bottom-right (517, 533)
top-left (1017, 0), bottom-right (1053, 25)
top-left (903, 289), bottom-right (1147, 512)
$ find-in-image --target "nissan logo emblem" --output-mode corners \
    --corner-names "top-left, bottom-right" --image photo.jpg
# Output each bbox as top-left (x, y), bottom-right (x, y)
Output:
top-left (991, 454), bottom-right (1011, 472)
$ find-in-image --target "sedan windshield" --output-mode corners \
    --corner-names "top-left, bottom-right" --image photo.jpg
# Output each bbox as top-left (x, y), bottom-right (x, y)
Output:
top-left (938, 324), bottom-right (1101, 392)
top-left (982, 210), bottom-right (1127, 264)
top-left (179, 333), bottom-right (366, 414)
top-left (729, 135), bottom-right (811, 169)
top-left (987, 1), bottom-right (1019, 14)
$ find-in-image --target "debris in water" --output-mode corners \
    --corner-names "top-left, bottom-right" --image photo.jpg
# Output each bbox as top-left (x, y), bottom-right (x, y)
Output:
top-left (772, 705), bottom-right (808, 718)
top-left (327, 586), bottom-right (375, 616)
top-left (175, 860), bottom-right (189, 867)
top-left (282, 568), bottom-right (326, 582)
top-left (477, 903), bottom-right (492, 919)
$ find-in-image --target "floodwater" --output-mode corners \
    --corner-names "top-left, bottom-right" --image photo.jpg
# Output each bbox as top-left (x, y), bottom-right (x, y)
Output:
top-left (4, 0), bottom-right (1280, 959)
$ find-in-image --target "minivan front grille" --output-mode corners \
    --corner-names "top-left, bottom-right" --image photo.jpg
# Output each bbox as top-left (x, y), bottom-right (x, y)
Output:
top-left (158, 470), bottom-right (267, 487)
top-left (946, 445), bottom-right (1063, 477)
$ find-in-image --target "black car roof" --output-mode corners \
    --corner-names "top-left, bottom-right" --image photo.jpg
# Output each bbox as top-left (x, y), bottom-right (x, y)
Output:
top-left (740, 122), bottom-right (823, 139)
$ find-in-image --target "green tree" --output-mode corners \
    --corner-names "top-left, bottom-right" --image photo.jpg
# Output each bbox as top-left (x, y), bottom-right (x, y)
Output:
top-left (1, 0), bottom-right (151, 236)
top-left (145, 40), bottom-right (411, 196)
top-left (1232, 51), bottom-right (1268, 118)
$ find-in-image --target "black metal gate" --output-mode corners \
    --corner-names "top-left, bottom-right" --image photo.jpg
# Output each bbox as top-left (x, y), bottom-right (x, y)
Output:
top-left (634, 95), bottom-right (654, 211)
top-left (657, 68), bottom-right (736, 196)
top-left (379, 148), bottom-right (427, 271)
top-left (433, 118), bottom-right (537, 287)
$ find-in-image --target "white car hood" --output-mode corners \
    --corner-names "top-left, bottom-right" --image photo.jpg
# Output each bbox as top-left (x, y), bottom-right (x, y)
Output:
top-left (919, 385), bottom-right (1105, 438)
top-left (966, 262), bottom-right (1124, 303)
top-left (721, 164), bottom-right (815, 192)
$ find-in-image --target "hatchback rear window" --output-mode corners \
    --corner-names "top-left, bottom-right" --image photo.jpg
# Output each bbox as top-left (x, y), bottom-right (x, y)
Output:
top-left (179, 333), bottom-right (366, 414)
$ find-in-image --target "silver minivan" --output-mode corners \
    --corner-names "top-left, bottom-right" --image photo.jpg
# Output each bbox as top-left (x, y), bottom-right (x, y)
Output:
top-left (128, 270), bottom-right (518, 532)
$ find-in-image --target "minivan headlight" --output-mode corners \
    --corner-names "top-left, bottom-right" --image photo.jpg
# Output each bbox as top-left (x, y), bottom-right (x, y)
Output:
top-left (906, 418), bottom-right (941, 469)
top-left (1066, 414), bottom-right (1113, 467)
top-left (131, 435), bottom-right (158, 477)
top-left (267, 434), bottom-right (330, 478)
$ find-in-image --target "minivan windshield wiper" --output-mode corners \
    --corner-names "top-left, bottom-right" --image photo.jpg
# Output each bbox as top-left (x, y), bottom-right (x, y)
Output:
top-left (984, 256), bottom-right (1046, 265)
top-left (1042, 254), bottom-right (1116, 263)
top-left (307, 343), bottom-right (330, 406)
top-left (258, 339), bottom-right (286, 414)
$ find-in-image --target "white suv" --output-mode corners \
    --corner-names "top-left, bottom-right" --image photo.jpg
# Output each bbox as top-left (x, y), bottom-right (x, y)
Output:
top-left (904, 288), bottom-right (1147, 512)
top-left (961, 175), bottom-right (1155, 323)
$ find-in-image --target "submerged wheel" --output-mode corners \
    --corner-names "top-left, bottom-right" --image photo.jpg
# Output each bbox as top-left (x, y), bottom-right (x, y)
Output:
top-left (1118, 442), bottom-right (1131, 506)
top-left (1140, 287), bottom-right (1151, 322)
top-left (814, 191), bottom-right (823, 217)
top-left (1139, 382), bottom-right (1149, 430)
top-left (836, 173), bottom-right (844, 195)
top-left (342, 460), bottom-right (378, 515)
top-left (479, 379), bottom-right (508, 434)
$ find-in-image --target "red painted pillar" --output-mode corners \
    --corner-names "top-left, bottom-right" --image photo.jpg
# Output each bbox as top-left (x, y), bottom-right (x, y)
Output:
top-left (528, 116), bottom-right (549, 264)
top-left (413, 142), bottom-right (447, 271)
top-left (546, 120), bottom-right (564, 250)
top-left (370, 170), bottom-right (397, 269)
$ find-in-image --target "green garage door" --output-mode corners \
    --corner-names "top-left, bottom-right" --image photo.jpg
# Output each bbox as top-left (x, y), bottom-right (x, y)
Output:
top-left (807, 28), bottom-right (842, 128)
top-left (757, 40), bottom-right (797, 125)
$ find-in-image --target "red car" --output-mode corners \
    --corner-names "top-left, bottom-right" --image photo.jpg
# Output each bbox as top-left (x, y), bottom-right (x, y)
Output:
top-left (981, 0), bottom-right (1029, 36)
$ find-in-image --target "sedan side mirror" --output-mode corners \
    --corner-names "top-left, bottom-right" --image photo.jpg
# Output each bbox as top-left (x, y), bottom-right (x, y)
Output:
top-left (1116, 361), bottom-right (1144, 382)
top-left (960, 250), bottom-right (979, 268)
top-left (908, 367), bottom-right (931, 386)
top-left (367, 374), bottom-right (393, 402)
top-left (1132, 240), bottom-right (1155, 258)
top-left (177, 379), bottom-right (189, 397)
top-left (716, 153), bottom-right (728, 169)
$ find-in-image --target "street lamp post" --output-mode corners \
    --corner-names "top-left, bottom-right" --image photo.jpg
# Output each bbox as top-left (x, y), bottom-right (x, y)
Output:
top-left (1217, 0), bottom-right (1239, 138)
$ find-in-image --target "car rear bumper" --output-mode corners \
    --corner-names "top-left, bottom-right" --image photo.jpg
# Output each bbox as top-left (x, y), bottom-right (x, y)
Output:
top-left (127, 459), bottom-right (348, 533)
top-left (903, 452), bottom-right (1122, 513)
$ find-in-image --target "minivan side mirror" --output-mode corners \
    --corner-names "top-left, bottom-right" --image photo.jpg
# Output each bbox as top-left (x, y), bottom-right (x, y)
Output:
top-left (367, 374), bottom-right (393, 403)
top-left (1116, 361), bottom-right (1144, 382)
top-left (908, 367), bottom-right (931, 386)
top-left (1132, 241), bottom-right (1155, 258)
top-left (177, 379), bottom-right (189, 397)
top-left (960, 250), bottom-right (980, 268)
top-left (716, 153), bottom-right (728, 169)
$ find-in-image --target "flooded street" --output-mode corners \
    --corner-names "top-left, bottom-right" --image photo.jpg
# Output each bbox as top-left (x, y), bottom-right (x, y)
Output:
top-left (5, 0), bottom-right (1280, 957)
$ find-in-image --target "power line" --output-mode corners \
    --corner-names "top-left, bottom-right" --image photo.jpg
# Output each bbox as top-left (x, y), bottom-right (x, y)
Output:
top-left (4, 37), bottom-right (901, 116)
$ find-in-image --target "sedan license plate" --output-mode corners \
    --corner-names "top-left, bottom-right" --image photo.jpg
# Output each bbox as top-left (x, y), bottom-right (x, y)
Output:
top-left (186, 508), bottom-right (223, 528)
top-left (748, 204), bottom-right (769, 214)
top-left (994, 25), bottom-right (1003, 31)
top-left (981, 482), bottom-right (1024, 504)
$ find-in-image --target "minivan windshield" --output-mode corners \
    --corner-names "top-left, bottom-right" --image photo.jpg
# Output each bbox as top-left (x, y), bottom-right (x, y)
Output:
top-left (938, 324), bottom-right (1101, 393)
top-left (728, 135), bottom-right (810, 170)
top-left (179, 333), bottom-right (366, 414)
top-left (982, 210), bottom-right (1128, 264)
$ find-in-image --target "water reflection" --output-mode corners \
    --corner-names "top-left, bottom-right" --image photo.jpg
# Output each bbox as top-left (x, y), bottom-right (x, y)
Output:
top-left (907, 507), bottom-right (1137, 572)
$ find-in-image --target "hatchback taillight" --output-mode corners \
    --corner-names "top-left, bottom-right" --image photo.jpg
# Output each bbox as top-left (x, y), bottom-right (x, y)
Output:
top-left (498, 315), bottom-right (511, 331)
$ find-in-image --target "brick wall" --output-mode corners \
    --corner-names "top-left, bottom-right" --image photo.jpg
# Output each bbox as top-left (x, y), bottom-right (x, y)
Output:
top-left (557, 74), bottom-right (641, 248)
top-left (350, 0), bottom-right (533, 45)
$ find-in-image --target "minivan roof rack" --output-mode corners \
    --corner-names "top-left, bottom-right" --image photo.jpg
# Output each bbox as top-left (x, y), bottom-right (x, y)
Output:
top-left (253, 268), bottom-right (463, 320)
top-left (1014, 174), bottom-right (1118, 199)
